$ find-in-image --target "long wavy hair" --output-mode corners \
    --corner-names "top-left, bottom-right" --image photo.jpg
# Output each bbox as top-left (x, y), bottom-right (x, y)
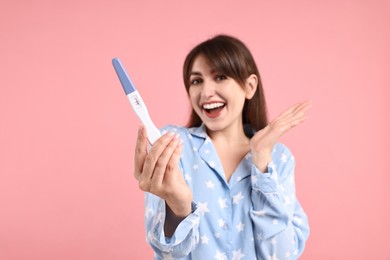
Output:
top-left (182, 34), bottom-right (268, 132)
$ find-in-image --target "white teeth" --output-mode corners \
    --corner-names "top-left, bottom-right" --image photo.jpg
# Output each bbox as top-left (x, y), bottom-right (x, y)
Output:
top-left (203, 102), bottom-right (224, 110)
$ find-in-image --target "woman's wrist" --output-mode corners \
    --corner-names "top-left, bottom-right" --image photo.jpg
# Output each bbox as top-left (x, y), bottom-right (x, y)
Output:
top-left (253, 153), bottom-right (272, 173)
top-left (166, 200), bottom-right (192, 218)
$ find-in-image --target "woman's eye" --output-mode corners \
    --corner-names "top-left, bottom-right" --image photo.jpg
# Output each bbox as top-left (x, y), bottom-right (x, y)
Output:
top-left (190, 78), bottom-right (202, 85)
top-left (216, 75), bottom-right (227, 81)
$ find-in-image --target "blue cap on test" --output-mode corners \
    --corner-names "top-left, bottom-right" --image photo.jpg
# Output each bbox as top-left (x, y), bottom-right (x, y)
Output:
top-left (112, 58), bottom-right (136, 95)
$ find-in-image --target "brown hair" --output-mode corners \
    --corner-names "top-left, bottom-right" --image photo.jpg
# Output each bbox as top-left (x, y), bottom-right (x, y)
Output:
top-left (183, 34), bottom-right (268, 131)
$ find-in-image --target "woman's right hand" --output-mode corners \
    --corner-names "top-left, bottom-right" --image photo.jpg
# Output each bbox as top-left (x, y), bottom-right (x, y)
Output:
top-left (134, 125), bottom-right (192, 218)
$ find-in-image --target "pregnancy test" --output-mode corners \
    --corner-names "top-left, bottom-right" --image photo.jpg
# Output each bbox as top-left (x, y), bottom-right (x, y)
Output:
top-left (112, 58), bottom-right (161, 144)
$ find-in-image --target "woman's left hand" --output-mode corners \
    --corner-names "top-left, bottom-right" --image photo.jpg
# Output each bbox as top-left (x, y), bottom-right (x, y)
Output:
top-left (250, 100), bottom-right (312, 172)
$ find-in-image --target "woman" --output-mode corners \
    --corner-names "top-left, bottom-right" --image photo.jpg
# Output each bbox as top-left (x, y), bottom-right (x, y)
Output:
top-left (134, 35), bottom-right (311, 259)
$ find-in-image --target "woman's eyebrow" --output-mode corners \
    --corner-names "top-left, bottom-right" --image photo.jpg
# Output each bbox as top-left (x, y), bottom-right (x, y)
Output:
top-left (189, 71), bottom-right (202, 76)
top-left (190, 69), bottom-right (219, 76)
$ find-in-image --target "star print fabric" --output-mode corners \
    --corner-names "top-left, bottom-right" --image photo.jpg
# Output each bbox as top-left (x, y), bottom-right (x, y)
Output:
top-left (143, 125), bottom-right (309, 260)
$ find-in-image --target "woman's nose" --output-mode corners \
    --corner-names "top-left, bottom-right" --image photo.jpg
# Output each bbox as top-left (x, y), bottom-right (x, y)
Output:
top-left (201, 81), bottom-right (216, 98)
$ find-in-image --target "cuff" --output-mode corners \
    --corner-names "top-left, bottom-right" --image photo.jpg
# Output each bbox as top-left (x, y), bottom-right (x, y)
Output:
top-left (251, 162), bottom-right (279, 193)
top-left (166, 202), bottom-right (199, 243)
top-left (150, 201), bottom-right (200, 248)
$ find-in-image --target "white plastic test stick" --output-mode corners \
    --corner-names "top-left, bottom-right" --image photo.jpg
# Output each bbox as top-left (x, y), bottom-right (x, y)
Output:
top-left (112, 58), bottom-right (161, 144)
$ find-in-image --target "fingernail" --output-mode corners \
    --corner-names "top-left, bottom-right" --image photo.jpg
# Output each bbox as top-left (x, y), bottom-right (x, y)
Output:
top-left (175, 138), bottom-right (183, 148)
top-left (172, 133), bottom-right (181, 144)
top-left (138, 124), bottom-right (145, 135)
top-left (166, 131), bottom-right (175, 139)
top-left (177, 142), bottom-right (184, 150)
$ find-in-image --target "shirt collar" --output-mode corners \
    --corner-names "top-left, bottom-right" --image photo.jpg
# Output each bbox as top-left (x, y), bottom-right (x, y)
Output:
top-left (189, 124), bottom-right (208, 139)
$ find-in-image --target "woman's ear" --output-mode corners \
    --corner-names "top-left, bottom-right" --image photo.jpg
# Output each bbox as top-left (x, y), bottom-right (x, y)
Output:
top-left (245, 74), bottom-right (258, 99)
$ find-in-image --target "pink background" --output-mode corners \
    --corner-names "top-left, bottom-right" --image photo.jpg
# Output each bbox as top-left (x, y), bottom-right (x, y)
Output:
top-left (1, 0), bottom-right (389, 259)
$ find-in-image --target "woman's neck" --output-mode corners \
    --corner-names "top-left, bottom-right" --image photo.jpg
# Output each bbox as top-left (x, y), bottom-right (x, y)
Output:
top-left (207, 123), bottom-right (250, 147)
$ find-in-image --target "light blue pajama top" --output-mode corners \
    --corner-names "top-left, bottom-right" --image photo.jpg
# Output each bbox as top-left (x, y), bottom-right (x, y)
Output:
top-left (143, 124), bottom-right (309, 260)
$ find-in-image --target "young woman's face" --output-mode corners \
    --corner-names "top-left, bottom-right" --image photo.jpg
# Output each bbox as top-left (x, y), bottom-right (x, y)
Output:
top-left (188, 55), bottom-right (254, 133)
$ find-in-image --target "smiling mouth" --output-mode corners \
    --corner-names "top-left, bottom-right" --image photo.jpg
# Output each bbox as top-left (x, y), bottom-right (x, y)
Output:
top-left (202, 102), bottom-right (225, 117)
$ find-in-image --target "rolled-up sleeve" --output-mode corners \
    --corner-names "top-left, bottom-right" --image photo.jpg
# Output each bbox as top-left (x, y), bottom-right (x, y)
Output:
top-left (250, 144), bottom-right (310, 259)
top-left (144, 193), bottom-right (200, 259)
